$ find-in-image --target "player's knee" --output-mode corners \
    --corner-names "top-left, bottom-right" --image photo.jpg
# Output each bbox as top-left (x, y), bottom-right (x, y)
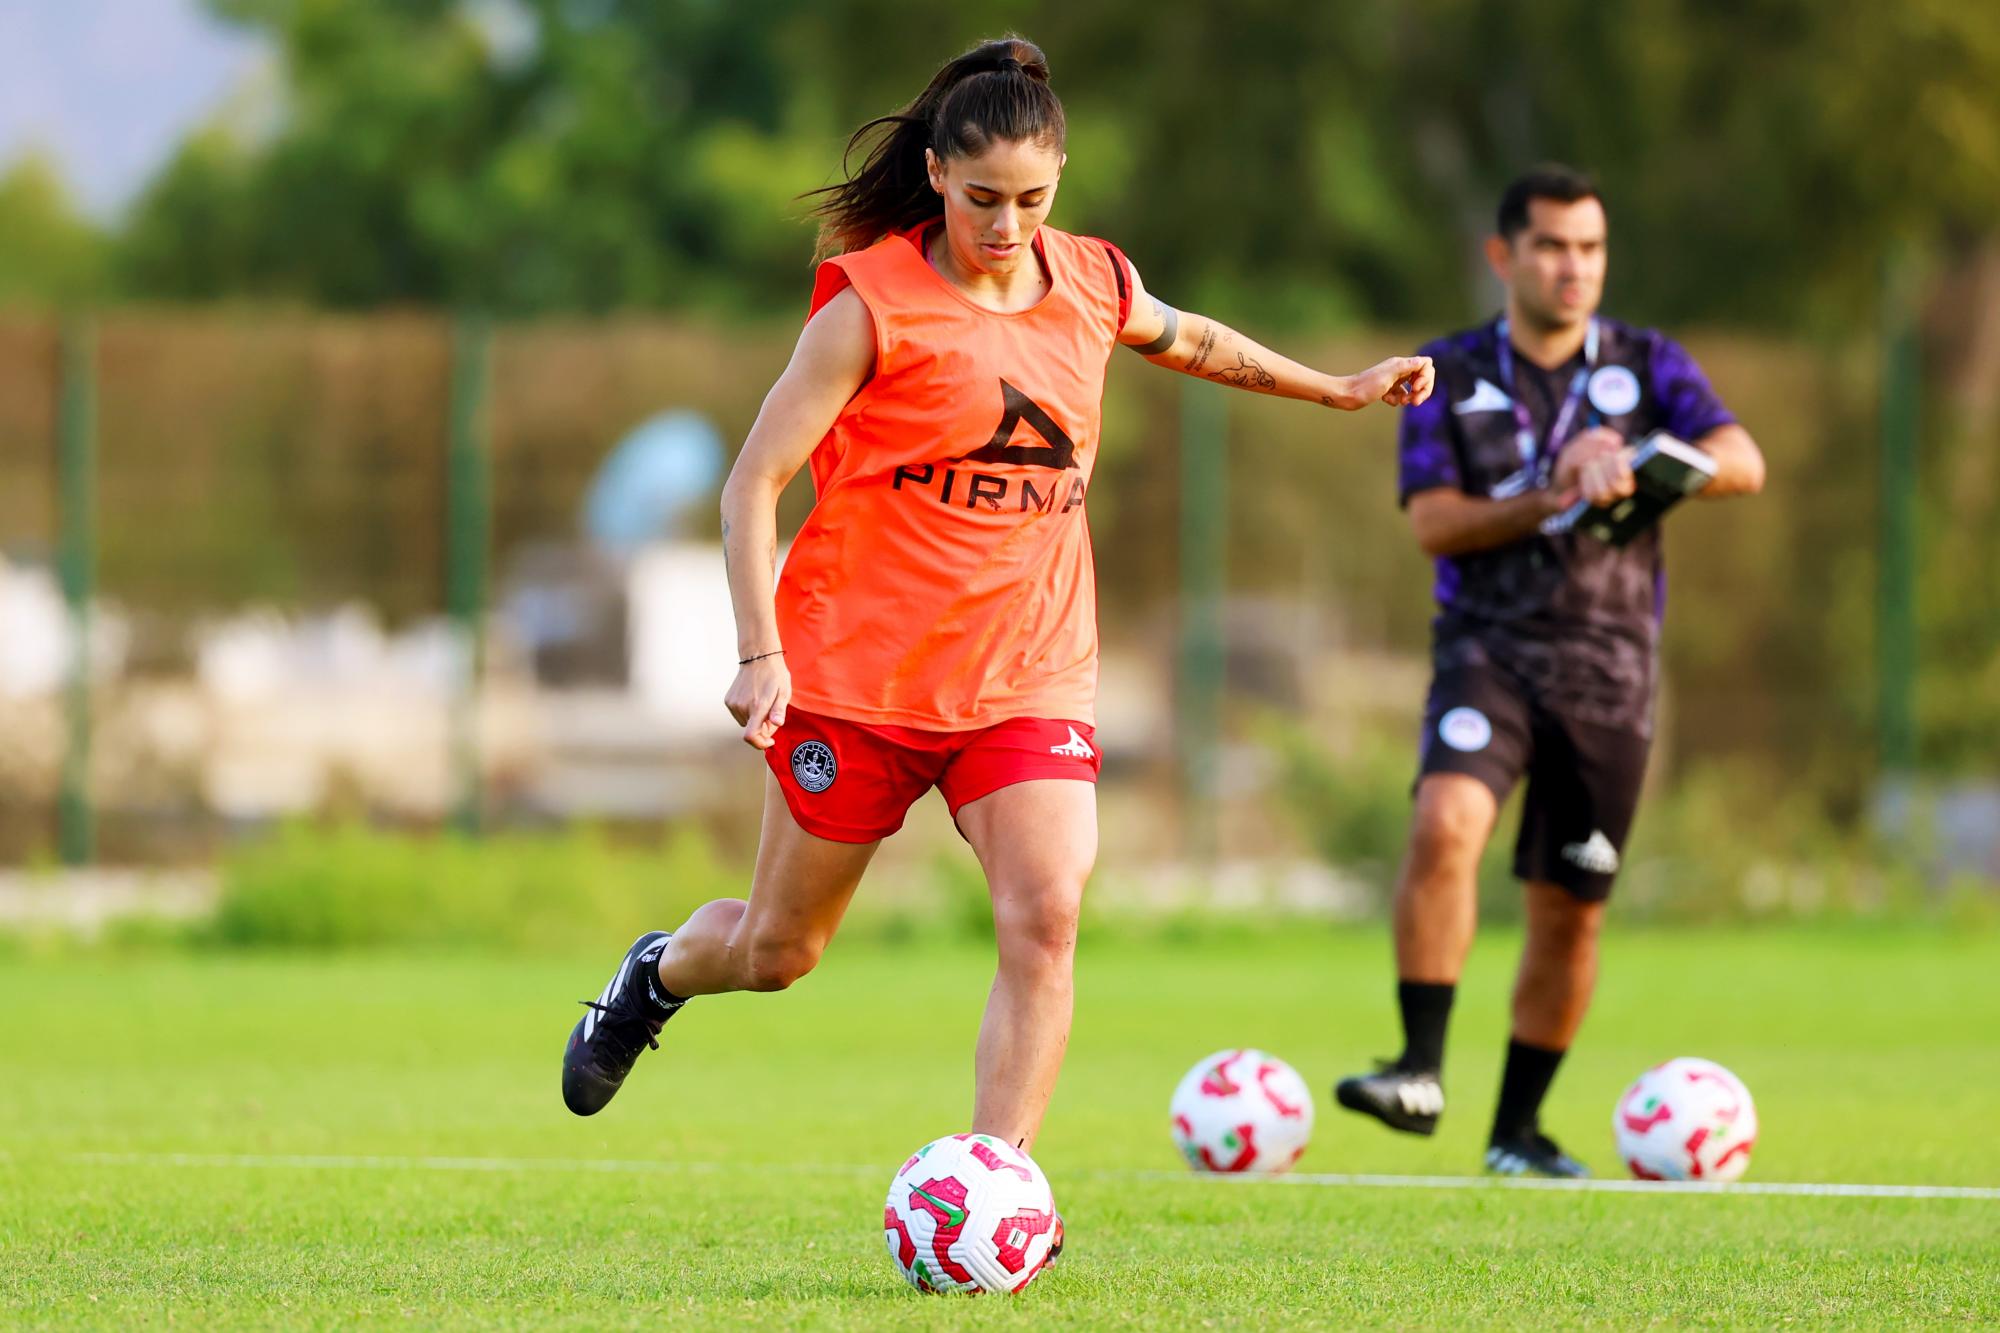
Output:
top-left (1412, 776), bottom-right (1493, 846)
top-left (741, 933), bottom-right (821, 992)
top-left (1408, 798), bottom-right (1487, 874)
top-left (992, 881), bottom-right (1083, 974)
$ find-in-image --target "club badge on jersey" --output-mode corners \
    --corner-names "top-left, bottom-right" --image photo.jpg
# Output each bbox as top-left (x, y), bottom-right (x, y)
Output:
top-left (1486, 317), bottom-right (1602, 501)
top-left (1586, 364), bottom-right (1641, 416)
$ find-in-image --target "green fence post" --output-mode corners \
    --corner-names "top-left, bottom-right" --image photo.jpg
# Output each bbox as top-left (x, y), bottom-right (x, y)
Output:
top-left (56, 318), bottom-right (97, 866)
top-left (446, 313), bottom-right (493, 835)
top-left (1178, 380), bottom-right (1226, 863)
top-left (1877, 251), bottom-right (1919, 778)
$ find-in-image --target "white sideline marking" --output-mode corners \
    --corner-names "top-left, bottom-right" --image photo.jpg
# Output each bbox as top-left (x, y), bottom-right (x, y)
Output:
top-left (1091, 1167), bottom-right (2000, 1201)
top-left (19, 1151), bottom-right (2000, 1201)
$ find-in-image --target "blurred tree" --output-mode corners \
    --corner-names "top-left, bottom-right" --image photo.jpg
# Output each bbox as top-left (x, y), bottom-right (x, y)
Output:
top-left (112, 0), bottom-right (2000, 338)
top-left (123, 0), bottom-right (835, 313)
top-left (119, 128), bottom-right (259, 300)
top-left (0, 153), bottom-right (108, 306)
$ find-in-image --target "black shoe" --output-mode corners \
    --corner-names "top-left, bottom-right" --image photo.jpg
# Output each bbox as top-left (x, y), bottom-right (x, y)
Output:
top-left (1485, 1129), bottom-right (1591, 1179)
top-left (1046, 1213), bottom-right (1064, 1268)
top-left (1334, 1061), bottom-right (1444, 1136)
top-left (562, 930), bottom-right (681, 1116)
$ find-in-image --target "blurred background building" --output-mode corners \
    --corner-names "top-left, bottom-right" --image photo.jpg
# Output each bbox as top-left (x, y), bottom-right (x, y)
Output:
top-left (1, 0), bottom-right (1995, 918)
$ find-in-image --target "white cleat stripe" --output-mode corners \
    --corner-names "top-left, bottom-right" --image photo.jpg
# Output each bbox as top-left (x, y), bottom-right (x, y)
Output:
top-left (584, 965), bottom-right (623, 1041)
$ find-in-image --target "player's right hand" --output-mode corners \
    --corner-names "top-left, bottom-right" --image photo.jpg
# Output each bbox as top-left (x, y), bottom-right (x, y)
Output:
top-left (725, 656), bottom-right (791, 750)
top-left (1574, 440), bottom-right (1638, 507)
top-left (1553, 427), bottom-right (1625, 492)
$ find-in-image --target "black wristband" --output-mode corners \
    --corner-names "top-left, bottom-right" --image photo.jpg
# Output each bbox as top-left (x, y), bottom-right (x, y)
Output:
top-left (738, 649), bottom-right (784, 665)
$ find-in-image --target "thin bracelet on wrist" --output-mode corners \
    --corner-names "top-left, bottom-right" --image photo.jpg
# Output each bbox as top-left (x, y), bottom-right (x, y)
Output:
top-left (738, 649), bottom-right (785, 665)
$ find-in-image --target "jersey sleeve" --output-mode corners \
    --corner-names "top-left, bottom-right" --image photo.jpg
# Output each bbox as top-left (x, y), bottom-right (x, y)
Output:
top-left (1648, 335), bottom-right (1736, 442)
top-left (806, 256), bottom-right (856, 324)
top-left (1085, 236), bottom-right (1134, 337)
top-left (1398, 344), bottom-right (1461, 506)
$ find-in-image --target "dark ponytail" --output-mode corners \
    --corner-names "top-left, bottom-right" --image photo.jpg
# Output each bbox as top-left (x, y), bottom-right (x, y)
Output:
top-left (807, 36), bottom-right (1066, 258)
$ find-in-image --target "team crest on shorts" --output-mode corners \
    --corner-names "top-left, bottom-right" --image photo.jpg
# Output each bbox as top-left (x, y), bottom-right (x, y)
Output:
top-left (789, 740), bottom-right (837, 793)
top-left (1438, 707), bottom-right (1493, 753)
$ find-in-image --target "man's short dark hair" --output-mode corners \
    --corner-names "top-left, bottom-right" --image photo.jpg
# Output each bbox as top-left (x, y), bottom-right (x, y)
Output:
top-left (1497, 165), bottom-right (1603, 240)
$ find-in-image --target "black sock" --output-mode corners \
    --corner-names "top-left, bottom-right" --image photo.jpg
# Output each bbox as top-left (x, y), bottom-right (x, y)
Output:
top-left (638, 940), bottom-right (687, 1015)
top-left (645, 976), bottom-right (687, 1015)
top-left (1395, 981), bottom-right (1455, 1073)
top-left (1492, 1039), bottom-right (1566, 1142)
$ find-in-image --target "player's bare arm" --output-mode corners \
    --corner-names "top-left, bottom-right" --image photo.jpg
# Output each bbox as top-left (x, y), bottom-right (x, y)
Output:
top-left (1558, 423), bottom-right (1765, 507)
top-left (1689, 423), bottom-right (1766, 498)
top-left (1405, 418), bottom-right (1763, 554)
top-left (1118, 261), bottom-right (1434, 410)
top-left (718, 287), bottom-right (876, 750)
top-left (1405, 485), bottom-right (1574, 559)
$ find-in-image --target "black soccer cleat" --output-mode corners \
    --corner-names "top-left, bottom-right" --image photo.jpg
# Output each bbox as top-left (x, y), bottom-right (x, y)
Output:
top-left (1485, 1130), bottom-right (1591, 1179)
top-left (562, 930), bottom-right (682, 1117)
top-left (1334, 1061), bottom-right (1445, 1136)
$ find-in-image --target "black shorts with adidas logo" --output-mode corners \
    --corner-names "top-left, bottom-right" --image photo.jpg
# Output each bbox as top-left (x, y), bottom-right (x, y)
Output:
top-left (1416, 638), bottom-right (1651, 903)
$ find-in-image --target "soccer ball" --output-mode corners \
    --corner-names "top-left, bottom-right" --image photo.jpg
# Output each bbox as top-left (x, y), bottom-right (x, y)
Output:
top-left (1613, 1057), bottom-right (1759, 1181)
top-left (1169, 1048), bottom-right (1314, 1174)
top-left (882, 1133), bottom-right (1059, 1295)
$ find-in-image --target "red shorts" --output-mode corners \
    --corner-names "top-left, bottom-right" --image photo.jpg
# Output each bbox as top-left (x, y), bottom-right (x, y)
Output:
top-left (765, 708), bottom-right (1101, 843)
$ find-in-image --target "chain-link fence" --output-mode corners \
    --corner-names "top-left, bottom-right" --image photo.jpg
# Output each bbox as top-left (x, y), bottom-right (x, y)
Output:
top-left (0, 308), bottom-right (1969, 873)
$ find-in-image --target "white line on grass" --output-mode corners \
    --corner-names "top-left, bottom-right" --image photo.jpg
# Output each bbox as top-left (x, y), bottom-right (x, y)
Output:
top-left (22, 1151), bottom-right (2000, 1201)
top-left (1090, 1168), bottom-right (2000, 1201)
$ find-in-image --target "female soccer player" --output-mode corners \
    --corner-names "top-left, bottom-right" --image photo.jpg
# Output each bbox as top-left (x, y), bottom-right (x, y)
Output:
top-left (563, 37), bottom-right (1433, 1153)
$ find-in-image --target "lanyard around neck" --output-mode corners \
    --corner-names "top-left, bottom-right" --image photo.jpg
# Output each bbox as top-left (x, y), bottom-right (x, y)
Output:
top-left (1495, 316), bottom-right (1598, 467)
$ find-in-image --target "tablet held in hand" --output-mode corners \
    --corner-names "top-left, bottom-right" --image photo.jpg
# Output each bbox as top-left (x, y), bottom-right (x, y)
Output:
top-left (1543, 431), bottom-right (1716, 546)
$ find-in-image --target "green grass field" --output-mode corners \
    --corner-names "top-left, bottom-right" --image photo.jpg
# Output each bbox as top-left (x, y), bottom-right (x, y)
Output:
top-left (4, 926), bottom-right (1997, 1328)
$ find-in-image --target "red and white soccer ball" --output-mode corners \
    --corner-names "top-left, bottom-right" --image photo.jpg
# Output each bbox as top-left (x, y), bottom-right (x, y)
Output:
top-left (1169, 1048), bottom-right (1314, 1174)
top-left (1613, 1057), bottom-right (1759, 1182)
top-left (882, 1133), bottom-right (1060, 1295)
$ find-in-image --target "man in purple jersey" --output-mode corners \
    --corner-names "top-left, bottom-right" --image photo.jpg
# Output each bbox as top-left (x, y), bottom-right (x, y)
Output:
top-left (1334, 166), bottom-right (1766, 1177)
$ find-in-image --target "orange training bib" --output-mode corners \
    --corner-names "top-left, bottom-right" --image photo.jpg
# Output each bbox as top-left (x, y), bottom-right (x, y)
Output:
top-left (773, 224), bottom-right (1128, 730)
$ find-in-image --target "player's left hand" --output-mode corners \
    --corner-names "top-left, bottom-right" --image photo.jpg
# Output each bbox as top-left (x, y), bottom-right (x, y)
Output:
top-left (1578, 443), bottom-right (1639, 506)
top-left (1385, 356), bottom-right (1434, 408)
top-left (1336, 356), bottom-right (1434, 409)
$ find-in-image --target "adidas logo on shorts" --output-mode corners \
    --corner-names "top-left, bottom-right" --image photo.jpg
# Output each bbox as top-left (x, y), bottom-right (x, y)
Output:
top-left (1562, 830), bottom-right (1621, 875)
top-left (1049, 726), bottom-right (1094, 759)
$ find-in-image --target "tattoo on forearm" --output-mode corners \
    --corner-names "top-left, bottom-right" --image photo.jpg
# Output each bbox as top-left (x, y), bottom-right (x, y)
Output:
top-left (1319, 395), bottom-right (1336, 408)
top-left (1208, 352), bottom-right (1276, 389)
top-left (1135, 299), bottom-right (1179, 355)
top-left (1185, 325), bottom-right (1217, 375)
